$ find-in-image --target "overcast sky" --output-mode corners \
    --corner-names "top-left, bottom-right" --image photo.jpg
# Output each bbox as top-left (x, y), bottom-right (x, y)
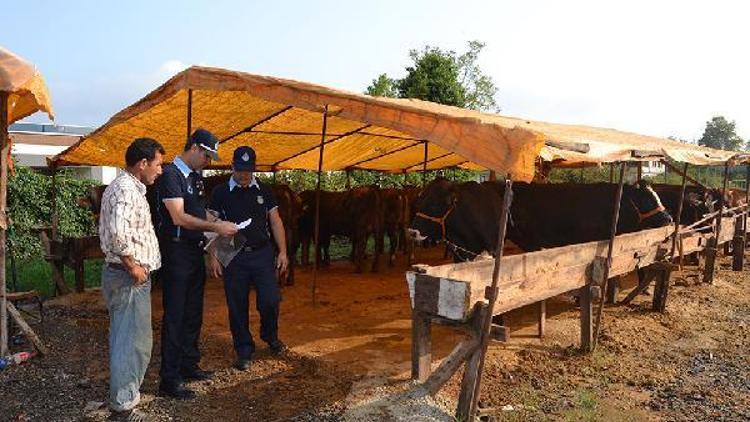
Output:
top-left (6, 0), bottom-right (749, 142)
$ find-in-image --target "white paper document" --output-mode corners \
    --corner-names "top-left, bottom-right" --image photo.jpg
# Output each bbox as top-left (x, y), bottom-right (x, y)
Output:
top-left (236, 217), bottom-right (253, 230)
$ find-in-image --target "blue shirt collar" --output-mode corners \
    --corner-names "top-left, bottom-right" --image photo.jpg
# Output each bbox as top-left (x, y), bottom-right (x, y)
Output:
top-left (172, 156), bottom-right (192, 178)
top-left (229, 175), bottom-right (259, 191)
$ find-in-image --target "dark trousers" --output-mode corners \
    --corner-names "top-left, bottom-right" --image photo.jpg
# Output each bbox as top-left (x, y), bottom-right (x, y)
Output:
top-left (159, 241), bottom-right (206, 383)
top-left (223, 245), bottom-right (281, 359)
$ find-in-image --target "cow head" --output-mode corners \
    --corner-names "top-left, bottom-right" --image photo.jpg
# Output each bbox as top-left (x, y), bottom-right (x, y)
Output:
top-left (408, 178), bottom-right (456, 242)
top-left (622, 181), bottom-right (673, 230)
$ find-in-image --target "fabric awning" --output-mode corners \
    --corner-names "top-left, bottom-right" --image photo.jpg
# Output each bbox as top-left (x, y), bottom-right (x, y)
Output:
top-left (0, 47), bottom-right (54, 124)
top-left (52, 66), bottom-right (739, 182)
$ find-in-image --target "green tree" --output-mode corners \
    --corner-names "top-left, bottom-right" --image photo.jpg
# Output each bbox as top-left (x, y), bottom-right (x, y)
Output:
top-left (698, 116), bottom-right (745, 151)
top-left (365, 40), bottom-right (499, 112)
top-left (365, 74), bottom-right (398, 98)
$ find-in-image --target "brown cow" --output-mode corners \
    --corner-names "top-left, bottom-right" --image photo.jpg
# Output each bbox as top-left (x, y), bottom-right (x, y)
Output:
top-left (270, 184), bottom-right (303, 285)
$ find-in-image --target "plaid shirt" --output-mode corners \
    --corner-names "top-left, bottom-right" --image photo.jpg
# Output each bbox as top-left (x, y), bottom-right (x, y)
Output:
top-left (99, 171), bottom-right (161, 271)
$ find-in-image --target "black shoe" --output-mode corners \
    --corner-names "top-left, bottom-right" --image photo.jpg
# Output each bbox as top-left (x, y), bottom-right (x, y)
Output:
top-left (234, 358), bottom-right (251, 371)
top-left (269, 340), bottom-right (288, 355)
top-left (180, 368), bottom-right (215, 382)
top-left (158, 381), bottom-right (196, 400)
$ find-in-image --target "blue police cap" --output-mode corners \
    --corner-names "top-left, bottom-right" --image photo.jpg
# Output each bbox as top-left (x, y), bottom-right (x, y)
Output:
top-left (232, 146), bottom-right (256, 171)
top-left (189, 128), bottom-right (219, 160)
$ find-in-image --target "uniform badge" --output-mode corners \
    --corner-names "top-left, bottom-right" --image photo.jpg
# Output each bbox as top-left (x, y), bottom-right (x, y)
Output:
top-left (242, 152), bottom-right (250, 162)
top-left (187, 185), bottom-right (193, 194)
top-left (257, 195), bottom-right (264, 205)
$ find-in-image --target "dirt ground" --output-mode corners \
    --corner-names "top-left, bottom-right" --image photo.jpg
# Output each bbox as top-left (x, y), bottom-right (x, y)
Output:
top-left (1, 247), bottom-right (748, 421)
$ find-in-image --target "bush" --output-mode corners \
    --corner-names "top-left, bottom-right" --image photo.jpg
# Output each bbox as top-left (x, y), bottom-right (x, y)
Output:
top-left (6, 165), bottom-right (97, 260)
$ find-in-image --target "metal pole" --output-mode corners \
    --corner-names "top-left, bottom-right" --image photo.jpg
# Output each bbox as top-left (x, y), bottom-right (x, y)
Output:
top-left (592, 162), bottom-right (626, 350)
top-left (670, 163), bottom-right (689, 259)
top-left (745, 165), bottom-right (750, 235)
top-left (312, 105), bottom-right (329, 306)
top-left (704, 163), bottom-right (730, 284)
top-left (0, 91), bottom-right (9, 355)
top-left (467, 178), bottom-right (514, 418)
top-left (422, 141), bottom-right (428, 186)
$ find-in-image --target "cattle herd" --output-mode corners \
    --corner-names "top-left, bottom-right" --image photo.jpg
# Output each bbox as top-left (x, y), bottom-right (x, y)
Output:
top-left (81, 172), bottom-right (745, 287)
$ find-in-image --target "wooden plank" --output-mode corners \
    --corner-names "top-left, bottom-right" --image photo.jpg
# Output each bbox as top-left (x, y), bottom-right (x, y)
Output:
top-left (6, 302), bottom-right (49, 356)
top-left (491, 324), bottom-right (510, 342)
top-left (422, 336), bottom-right (479, 395)
top-left (407, 226), bottom-right (672, 321)
top-left (411, 309), bottom-right (432, 382)
top-left (652, 268), bottom-right (671, 313)
top-left (621, 269), bottom-right (659, 305)
top-left (538, 300), bottom-right (546, 338)
top-left (606, 277), bottom-right (620, 304)
top-left (733, 215), bottom-right (745, 271)
top-left (580, 285), bottom-right (593, 352)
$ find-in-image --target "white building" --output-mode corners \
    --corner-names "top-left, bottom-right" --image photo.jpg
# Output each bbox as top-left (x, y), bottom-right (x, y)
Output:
top-left (9, 123), bottom-right (119, 184)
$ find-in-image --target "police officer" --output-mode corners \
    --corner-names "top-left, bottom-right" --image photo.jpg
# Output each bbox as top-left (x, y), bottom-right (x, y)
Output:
top-left (207, 146), bottom-right (289, 370)
top-left (156, 128), bottom-right (238, 399)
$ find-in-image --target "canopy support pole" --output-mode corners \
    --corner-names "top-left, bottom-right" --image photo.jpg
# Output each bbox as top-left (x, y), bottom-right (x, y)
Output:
top-left (745, 165), bottom-right (750, 237)
top-left (457, 178), bottom-right (513, 421)
top-left (609, 163), bottom-right (614, 183)
top-left (591, 162), bottom-right (626, 351)
top-left (312, 105), bottom-right (329, 307)
top-left (670, 164), bottom-right (689, 260)
top-left (0, 91), bottom-right (8, 355)
top-left (422, 141), bottom-right (428, 186)
top-left (704, 163), bottom-right (730, 284)
top-left (636, 162), bottom-right (642, 182)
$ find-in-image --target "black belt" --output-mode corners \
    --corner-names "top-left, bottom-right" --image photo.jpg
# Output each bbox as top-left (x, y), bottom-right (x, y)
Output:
top-left (241, 242), bottom-right (269, 253)
top-left (162, 236), bottom-right (206, 248)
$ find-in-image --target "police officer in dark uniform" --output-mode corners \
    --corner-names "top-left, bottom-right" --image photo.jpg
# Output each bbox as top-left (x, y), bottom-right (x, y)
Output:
top-left (207, 146), bottom-right (289, 370)
top-left (156, 128), bottom-right (238, 399)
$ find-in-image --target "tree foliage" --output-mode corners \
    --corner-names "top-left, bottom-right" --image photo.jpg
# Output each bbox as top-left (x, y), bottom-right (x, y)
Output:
top-left (698, 116), bottom-right (745, 151)
top-left (365, 40), bottom-right (499, 112)
top-left (7, 165), bottom-right (97, 260)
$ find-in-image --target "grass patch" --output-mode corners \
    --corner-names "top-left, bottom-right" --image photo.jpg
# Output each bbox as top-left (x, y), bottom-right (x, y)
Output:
top-left (5, 257), bottom-right (104, 297)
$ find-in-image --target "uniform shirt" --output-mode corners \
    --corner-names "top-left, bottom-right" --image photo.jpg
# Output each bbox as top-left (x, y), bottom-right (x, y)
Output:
top-left (99, 170), bottom-right (161, 271)
top-left (155, 156), bottom-right (207, 241)
top-left (208, 176), bottom-right (278, 248)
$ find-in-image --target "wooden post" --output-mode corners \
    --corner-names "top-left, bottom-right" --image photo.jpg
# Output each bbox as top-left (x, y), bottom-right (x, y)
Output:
top-left (580, 284), bottom-right (594, 352)
top-left (488, 170), bottom-right (496, 181)
top-left (0, 90), bottom-right (8, 356)
top-left (312, 105), bottom-right (329, 306)
top-left (733, 214), bottom-right (745, 271)
top-left (456, 303), bottom-right (488, 420)
top-left (592, 162), bottom-right (626, 350)
top-left (652, 265), bottom-right (672, 313)
top-left (461, 179), bottom-right (514, 420)
top-left (411, 309), bottom-right (432, 382)
top-left (670, 163), bottom-right (689, 259)
top-left (704, 163), bottom-right (729, 284)
top-left (605, 276), bottom-right (620, 304)
top-left (186, 88), bottom-right (192, 140)
top-left (538, 300), bottom-right (546, 338)
top-left (609, 163), bottom-right (614, 183)
top-left (636, 162), bottom-right (642, 182)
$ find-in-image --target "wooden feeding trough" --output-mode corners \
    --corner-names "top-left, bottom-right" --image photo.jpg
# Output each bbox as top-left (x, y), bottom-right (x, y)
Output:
top-left (405, 209), bottom-right (746, 419)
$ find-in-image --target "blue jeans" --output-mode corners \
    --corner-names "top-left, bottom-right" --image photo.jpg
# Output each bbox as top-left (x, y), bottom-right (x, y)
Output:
top-left (102, 265), bottom-right (152, 412)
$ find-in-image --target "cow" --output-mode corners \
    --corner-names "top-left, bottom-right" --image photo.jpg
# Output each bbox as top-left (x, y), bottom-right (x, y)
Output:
top-left (380, 188), bottom-right (409, 266)
top-left (409, 178), bottom-right (674, 261)
top-left (299, 186), bottom-right (384, 273)
top-left (270, 184), bottom-right (303, 285)
top-left (77, 184), bottom-right (108, 223)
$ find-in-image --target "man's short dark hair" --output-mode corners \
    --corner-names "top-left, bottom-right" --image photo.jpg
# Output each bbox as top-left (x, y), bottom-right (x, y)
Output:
top-left (125, 138), bottom-right (165, 167)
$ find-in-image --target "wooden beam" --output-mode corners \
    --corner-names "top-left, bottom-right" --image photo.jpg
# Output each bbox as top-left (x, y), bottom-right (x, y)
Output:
top-left (345, 140), bottom-right (422, 169)
top-left (422, 336), bottom-right (478, 395)
top-left (186, 88), bottom-right (193, 141)
top-left (733, 214), bottom-right (745, 271)
top-left (606, 277), bottom-right (620, 304)
top-left (456, 303), bottom-right (487, 421)
top-left (652, 267), bottom-right (672, 313)
top-left (7, 302), bottom-right (48, 356)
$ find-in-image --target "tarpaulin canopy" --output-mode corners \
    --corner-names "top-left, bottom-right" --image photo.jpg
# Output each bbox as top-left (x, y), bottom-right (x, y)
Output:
top-left (52, 66), bottom-right (738, 182)
top-left (0, 47), bottom-right (54, 124)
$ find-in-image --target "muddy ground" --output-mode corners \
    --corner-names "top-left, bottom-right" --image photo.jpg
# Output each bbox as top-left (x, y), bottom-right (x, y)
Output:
top-left (1, 247), bottom-right (748, 421)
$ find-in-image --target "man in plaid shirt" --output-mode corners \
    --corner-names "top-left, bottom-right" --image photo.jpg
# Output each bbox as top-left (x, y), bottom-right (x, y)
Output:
top-left (99, 138), bottom-right (165, 421)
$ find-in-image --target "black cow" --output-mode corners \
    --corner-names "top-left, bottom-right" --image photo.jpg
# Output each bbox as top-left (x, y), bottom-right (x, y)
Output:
top-left (409, 179), bottom-right (674, 261)
top-left (299, 187), bottom-right (384, 273)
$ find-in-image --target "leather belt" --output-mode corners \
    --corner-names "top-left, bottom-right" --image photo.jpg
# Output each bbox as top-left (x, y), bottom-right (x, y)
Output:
top-left (241, 242), bottom-right (269, 253)
top-left (163, 236), bottom-right (206, 248)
